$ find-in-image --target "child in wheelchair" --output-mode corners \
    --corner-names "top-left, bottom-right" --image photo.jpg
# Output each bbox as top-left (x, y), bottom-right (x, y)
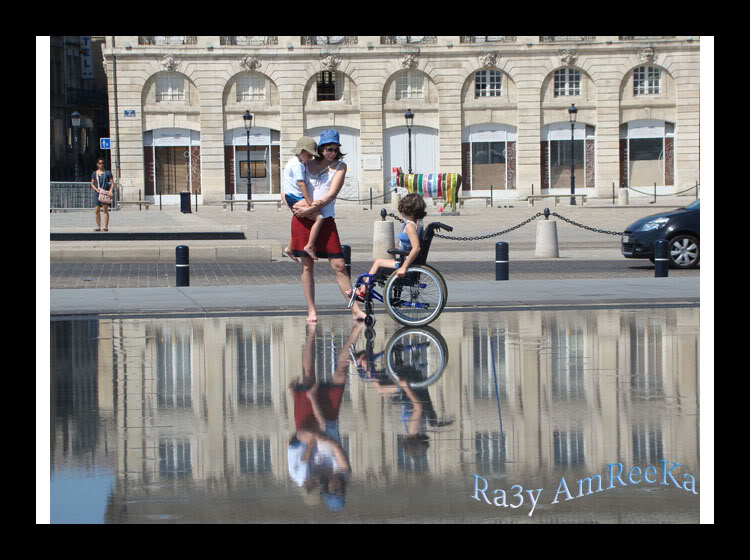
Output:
top-left (346, 193), bottom-right (427, 302)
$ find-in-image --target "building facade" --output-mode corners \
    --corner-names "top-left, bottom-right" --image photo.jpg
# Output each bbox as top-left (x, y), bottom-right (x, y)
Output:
top-left (102, 36), bottom-right (700, 204)
top-left (50, 36), bottom-right (109, 181)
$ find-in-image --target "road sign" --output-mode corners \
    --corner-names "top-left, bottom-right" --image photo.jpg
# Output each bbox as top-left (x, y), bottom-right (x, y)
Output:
top-left (100, 138), bottom-right (111, 150)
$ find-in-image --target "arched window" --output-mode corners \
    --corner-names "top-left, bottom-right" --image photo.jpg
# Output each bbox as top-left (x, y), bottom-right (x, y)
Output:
top-left (156, 73), bottom-right (185, 102)
top-left (237, 73), bottom-right (266, 102)
top-left (475, 70), bottom-right (502, 97)
top-left (554, 68), bottom-right (581, 97)
top-left (316, 71), bottom-right (344, 101)
top-left (395, 71), bottom-right (424, 100)
top-left (633, 66), bottom-right (661, 96)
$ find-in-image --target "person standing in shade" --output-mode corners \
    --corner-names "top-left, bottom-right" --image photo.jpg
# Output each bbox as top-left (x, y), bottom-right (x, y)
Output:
top-left (90, 158), bottom-right (114, 231)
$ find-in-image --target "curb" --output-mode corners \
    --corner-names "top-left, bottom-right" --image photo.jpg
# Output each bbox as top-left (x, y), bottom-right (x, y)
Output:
top-left (50, 245), bottom-right (276, 263)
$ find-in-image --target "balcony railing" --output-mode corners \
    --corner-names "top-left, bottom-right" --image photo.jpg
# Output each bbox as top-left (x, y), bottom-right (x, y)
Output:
top-left (539, 36), bottom-right (596, 42)
top-left (220, 36), bottom-right (278, 46)
top-left (301, 36), bottom-right (358, 45)
top-left (460, 36), bottom-right (517, 43)
top-left (619, 36), bottom-right (676, 40)
top-left (381, 36), bottom-right (437, 45)
top-left (138, 36), bottom-right (198, 45)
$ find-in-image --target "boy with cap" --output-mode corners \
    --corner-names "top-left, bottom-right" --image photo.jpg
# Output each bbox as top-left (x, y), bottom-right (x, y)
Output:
top-left (283, 137), bottom-right (324, 261)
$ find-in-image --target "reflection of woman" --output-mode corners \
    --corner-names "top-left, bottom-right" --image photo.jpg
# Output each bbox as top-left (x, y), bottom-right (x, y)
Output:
top-left (287, 322), bottom-right (363, 511)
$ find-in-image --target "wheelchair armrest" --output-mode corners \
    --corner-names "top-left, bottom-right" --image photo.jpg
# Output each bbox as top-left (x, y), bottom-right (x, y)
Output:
top-left (387, 248), bottom-right (410, 258)
top-left (434, 222), bottom-right (453, 232)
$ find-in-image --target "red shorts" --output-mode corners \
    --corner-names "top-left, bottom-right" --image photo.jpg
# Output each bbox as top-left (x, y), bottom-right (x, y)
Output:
top-left (293, 383), bottom-right (345, 430)
top-left (290, 216), bottom-right (344, 259)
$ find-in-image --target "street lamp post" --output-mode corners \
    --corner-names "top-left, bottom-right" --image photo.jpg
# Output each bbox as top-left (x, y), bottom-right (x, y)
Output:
top-left (404, 108), bottom-right (414, 174)
top-left (568, 103), bottom-right (578, 205)
top-left (71, 111), bottom-right (81, 181)
top-left (243, 110), bottom-right (253, 210)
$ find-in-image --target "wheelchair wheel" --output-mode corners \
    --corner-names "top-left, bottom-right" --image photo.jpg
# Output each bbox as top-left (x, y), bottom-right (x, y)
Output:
top-left (416, 264), bottom-right (448, 315)
top-left (386, 326), bottom-right (449, 389)
top-left (384, 265), bottom-right (447, 327)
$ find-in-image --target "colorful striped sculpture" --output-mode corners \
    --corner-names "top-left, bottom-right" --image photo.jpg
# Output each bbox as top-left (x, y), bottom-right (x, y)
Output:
top-left (391, 168), bottom-right (461, 212)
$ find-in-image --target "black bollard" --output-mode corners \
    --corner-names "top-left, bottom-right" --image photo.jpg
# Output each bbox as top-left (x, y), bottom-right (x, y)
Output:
top-left (495, 242), bottom-right (509, 281)
top-left (654, 240), bottom-right (669, 278)
top-left (342, 244), bottom-right (351, 279)
top-left (176, 245), bottom-right (190, 286)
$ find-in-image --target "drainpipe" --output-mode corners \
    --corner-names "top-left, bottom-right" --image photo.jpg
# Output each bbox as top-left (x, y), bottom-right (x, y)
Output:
top-left (110, 36), bottom-right (121, 199)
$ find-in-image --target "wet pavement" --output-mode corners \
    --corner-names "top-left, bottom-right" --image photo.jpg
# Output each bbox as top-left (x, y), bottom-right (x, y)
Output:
top-left (50, 306), bottom-right (700, 523)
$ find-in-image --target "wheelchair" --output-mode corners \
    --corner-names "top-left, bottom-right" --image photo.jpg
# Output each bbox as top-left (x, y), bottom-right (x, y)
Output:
top-left (349, 326), bottom-right (450, 389)
top-left (348, 220), bottom-right (453, 328)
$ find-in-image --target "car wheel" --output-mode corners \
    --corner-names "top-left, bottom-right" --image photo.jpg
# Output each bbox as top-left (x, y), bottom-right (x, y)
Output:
top-left (669, 235), bottom-right (699, 269)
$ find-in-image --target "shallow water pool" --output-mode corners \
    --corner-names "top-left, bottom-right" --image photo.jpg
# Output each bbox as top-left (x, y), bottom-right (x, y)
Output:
top-left (50, 306), bottom-right (699, 523)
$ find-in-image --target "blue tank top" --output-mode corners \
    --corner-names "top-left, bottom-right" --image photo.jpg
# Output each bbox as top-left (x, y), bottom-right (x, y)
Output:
top-left (397, 220), bottom-right (423, 251)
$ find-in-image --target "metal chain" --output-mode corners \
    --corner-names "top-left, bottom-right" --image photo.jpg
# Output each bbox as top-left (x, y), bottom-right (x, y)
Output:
top-left (338, 189), bottom-right (394, 203)
top-left (625, 185), bottom-right (699, 197)
top-left (550, 212), bottom-right (624, 236)
top-left (388, 210), bottom-right (626, 239)
top-left (387, 212), bottom-right (546, 241)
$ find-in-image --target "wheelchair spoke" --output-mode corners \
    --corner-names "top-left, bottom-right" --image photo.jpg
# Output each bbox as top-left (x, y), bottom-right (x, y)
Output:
top-left (385, 266), bottom-right (446, 327)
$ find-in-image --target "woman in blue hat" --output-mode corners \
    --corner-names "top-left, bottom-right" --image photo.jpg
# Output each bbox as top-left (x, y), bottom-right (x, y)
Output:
top-left (291, 129), bottom-right (366, 322)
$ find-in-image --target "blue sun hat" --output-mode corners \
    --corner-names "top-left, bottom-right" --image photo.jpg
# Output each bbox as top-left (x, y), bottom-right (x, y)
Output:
top-left (318, 129), bottom-right (341, 147)
top-left (324, 492), bottom-right (345, 512)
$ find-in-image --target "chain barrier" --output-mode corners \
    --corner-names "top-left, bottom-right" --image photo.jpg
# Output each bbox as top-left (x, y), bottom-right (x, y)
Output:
top-left (386, 209), bottom-right (626, 240)
top-left (387, 211), bottom-right (546, 241)
top-left (625, 185), bottom-right (699, 197)
top-left (338, 187), bottom-right (397, 203)
top-left (550, 212), bottom-right (624, 236)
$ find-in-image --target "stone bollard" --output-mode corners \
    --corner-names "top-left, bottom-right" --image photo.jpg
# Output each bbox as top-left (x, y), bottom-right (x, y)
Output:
top-left (618, 187), bottom-right (629, 206)
top-left (373, 213), bottom-right (395, 260)
top-left (535, 211), bottom-right (559, 258)
top-left (391, 191), bottom-right (401, 213)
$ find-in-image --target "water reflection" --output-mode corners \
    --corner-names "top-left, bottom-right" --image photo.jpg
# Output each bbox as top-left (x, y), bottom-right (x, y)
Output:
top-left (50, 307), bottom-right (699, 523)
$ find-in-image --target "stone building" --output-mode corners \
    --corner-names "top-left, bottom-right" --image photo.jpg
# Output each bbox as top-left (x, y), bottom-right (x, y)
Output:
top-left (102, 36), bottom-right (700, 205)
top-left (50, 36), bottom-right (109, 181)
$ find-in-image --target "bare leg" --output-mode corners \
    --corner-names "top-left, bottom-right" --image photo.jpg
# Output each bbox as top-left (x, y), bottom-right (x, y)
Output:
top-left (302, 322), bottom-right (317, 383)
top-left (102, 206), bottom-right (110, 231)
top-left (304, 215), bottom-right (325, 261)
top-left (356, 258), bottom-right (397, 297)
top-left (330, 257), bottom-right (366, 321)
top-left (300, 255), bottom-right (317, 323)
top-left (94, 206), bottom-right (101, 231)
top-left (284, 232), bottom-right (298, 262)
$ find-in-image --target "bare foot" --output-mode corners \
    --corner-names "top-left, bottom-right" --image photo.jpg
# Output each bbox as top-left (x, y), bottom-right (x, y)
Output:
top-left (352, 308), bottom-right (366, 321)
top-left (284, 247), bottom-right (298, 262)
top-left (306, 313), bottom-right (318, 323)
top-left (303, 246), bottom-right (318, 261)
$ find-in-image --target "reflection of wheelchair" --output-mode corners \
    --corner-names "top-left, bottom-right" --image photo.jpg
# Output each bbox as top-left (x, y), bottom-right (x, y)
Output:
top-left (350, 326), bottom-right (449, 389)
top-left (348, 220), bottom-right (453, 327)
top-left (386, 326), bottom-right (449, 389)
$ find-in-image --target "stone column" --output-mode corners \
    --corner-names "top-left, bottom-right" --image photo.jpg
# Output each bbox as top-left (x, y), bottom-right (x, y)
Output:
top-left (514, 69), bottom-right (543, 198)
top-left (197, 66), bottom-right (227, 203)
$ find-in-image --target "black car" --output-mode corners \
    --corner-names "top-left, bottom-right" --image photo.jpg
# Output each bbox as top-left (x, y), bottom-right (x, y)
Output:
top-left (621, 199), bottom-right (700, 269)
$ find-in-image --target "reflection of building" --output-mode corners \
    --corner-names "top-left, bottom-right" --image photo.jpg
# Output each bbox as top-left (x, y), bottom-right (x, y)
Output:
top-left (50, 307), bottom-right (699, 520)
top-left (50, 36), bottom-right (109, 180)
top-left (101, 36), bottom-right (700, 204)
